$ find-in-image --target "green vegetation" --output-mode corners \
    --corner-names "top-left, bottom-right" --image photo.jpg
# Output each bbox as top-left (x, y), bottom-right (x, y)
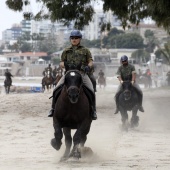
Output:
top-left (5, 0), bottom-right (170, 32)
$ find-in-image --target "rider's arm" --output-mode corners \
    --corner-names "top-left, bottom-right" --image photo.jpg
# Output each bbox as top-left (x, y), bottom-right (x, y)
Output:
top-left (116, 67), bottom-right (123, 83)
top-left (132, 72), bottom-right (136, 83)
top-left (131, 65), bottom-right (136, 83)
top-left (86, 49), bottom-right (93, 68)
top-left (60, 61), bottom-right (65, 68)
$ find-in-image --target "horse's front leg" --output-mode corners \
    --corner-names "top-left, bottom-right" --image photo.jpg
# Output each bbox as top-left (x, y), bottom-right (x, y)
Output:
top-left (70, 119), bottom-right (91, 159)
top-left (119, 107), bottom-right (129, 131)
top-left (60, 127), bottom-right (72, 161)
top-left (131, 105), bottom-right (139, 128)
top-left (51, 119), bottom-right (63, 151)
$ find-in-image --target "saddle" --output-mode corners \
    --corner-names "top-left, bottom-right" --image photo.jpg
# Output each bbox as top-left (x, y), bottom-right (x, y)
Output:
top-left (52, 73), bottom-right (94, 107)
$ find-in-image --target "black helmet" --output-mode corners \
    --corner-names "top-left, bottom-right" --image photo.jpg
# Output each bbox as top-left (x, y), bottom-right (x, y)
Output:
top-left (70, 30), bottom-right (82, 38)
top-left (121, 55), bottom-right (128, 62)
top-left (49, 64), bottom-right (51, 67)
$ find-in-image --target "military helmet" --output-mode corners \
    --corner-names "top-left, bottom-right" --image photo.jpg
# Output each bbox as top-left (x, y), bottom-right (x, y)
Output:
top-left (70, 30), bottom-right (82, 38)
top-left (121, 55), bottom-right (128, 62)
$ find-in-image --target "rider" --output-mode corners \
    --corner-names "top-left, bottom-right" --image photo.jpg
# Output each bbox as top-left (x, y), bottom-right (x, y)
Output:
top-left (45, 64), bottom-right (54, 79)
top-left (114, 55), bottom-right (144, 114)
top-left (48, 30), bottom-right (97, 120)
top-left (4, 69), bottom-right (13, 85)
top-left (98, 69), bottom-right (105, 77)
top-left (52, 66), bottom-right (57, 77)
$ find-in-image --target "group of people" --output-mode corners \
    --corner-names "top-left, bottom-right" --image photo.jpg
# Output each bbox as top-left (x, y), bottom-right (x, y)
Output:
top-left (47, 30), bottom-right (145, 120)
top-left (42, 64), bottom-right (63, 79)
top-left (138, 68), bottom-right (160, 88)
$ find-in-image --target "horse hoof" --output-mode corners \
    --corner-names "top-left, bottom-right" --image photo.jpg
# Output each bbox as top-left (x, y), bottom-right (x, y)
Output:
top-left (50, 138), bottom-right (62, 150)
top-left (60, 156), bottom-right (69, 162)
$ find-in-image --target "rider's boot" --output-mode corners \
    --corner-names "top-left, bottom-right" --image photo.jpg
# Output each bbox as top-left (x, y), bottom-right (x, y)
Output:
top-left (91, 104), bottom-right (97, 120)
top-left (114, 94), bottom-right (119, 114)
top-left (138, 94), bottom-right (144, 112)
top-left (48, 98), bottom-right (55, 117)
top-left (91, 95), bottom-right (97, 120)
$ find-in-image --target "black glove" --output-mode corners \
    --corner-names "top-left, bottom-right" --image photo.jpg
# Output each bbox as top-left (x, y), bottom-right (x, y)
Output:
top-left (84, 66), bottom-right (90, 73)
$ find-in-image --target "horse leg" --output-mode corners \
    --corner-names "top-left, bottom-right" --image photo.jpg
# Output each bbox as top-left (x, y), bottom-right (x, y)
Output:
top-left (70, 120), bottom-right (91, 159)
top-left (51, 119), bottom-right (63, 151)
top-left (8, 86), bottom-right (10, 94)
top-left (131, 106), bottom-right (139, 128)
top-left (119, 107), bottom-right (129, 131)
top-left (60, 127), bottom-right (72, 161)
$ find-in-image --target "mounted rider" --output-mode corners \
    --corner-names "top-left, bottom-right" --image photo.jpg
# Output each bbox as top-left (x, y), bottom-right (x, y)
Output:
top-left (48, 30), bottom-right (97, 120)
top-left (114, 55), bottom-right (144, 114)
top-left (4, 69), bottom-right (13, 85)
top-left (98, 69), bottom-right (105, 77)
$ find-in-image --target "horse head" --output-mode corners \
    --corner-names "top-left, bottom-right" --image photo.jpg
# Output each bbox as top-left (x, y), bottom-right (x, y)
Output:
top-left (64, 70), bottom-right (82, 104)
top-left (122, 80), bottom-right (133, 101)
top-left (46, 69), bottom-right (51, 78)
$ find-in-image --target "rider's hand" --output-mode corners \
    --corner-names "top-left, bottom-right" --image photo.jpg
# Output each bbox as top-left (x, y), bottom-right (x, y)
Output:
top-left (84, 66), bottom-right (90, 73)
top-left (131, 81), bottom-right (135, 85)
top-left (120, 80), bottom-right (123, 84)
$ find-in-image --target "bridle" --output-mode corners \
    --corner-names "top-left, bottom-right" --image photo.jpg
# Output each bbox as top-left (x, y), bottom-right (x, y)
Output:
top-left (65, 70), bottom-right (83, 95)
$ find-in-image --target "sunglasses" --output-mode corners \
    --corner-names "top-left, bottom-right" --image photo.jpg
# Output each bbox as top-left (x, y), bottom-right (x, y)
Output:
top-left (70, 37), bottom-right (80, 40)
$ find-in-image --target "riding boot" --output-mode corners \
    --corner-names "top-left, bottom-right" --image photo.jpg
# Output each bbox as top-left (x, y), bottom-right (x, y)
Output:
top-left (114, 94), bottom-right (119, 114)
top-left (48, 84), bottom-right (64, 117)
top-left (91, 98), bottom-right (97, 120)
top-left (138, 94), bottom-right (144, 112)
top-left (48, 97), bottom-right (55, 117)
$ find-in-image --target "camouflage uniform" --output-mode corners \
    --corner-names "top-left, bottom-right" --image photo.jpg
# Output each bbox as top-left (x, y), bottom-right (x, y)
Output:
top-left (55, 45), bottom-right (94, 92)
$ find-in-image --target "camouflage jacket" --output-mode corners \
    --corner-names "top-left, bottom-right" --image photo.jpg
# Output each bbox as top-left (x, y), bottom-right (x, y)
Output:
top-left (116, 64), bottom-right (136, 81)
top-left (61, 45), bottom-right (93, 73)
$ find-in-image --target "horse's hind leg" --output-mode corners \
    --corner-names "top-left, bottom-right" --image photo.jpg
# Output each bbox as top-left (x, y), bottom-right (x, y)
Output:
top-left (8, 86), bottom-right (10, 94)
top-left (61, 128), bottom-right (72, 161)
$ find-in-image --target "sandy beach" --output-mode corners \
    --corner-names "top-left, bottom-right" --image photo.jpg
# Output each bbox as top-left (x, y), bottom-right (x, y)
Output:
top-left (0, 81), bottom-right (170, 170)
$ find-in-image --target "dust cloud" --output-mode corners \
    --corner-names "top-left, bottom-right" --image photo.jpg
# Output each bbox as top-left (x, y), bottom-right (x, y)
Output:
top-left (0, 79), bottom-right (170, 170)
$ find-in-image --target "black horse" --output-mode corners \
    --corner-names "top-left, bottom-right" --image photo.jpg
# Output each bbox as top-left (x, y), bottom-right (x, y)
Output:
top-left (51, 69), bottom-right (92, 161)
top-left (4, 74), bottom-right (12, 94)
top-left (118, 80), bottom-right (140, 131)
top-left (42, 69), bottom-right (53, 92)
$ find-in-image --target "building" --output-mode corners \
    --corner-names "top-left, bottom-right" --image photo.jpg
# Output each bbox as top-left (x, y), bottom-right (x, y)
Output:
top-left (127, 23), bottom-right (169, 44)
top-left (2, 24), bottom-right (22, 43)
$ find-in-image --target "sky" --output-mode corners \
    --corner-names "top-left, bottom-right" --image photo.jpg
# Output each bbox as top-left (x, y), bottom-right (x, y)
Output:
top-left (0, 0), bottom-right (41, 39)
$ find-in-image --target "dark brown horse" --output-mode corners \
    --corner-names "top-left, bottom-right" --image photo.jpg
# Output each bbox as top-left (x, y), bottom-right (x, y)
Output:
top-left (42, 68), bottom-right (53, 92)
top-left (51, 69), bottom-right (92, 161)
top-left (4, 75), bottom-right (12, 94)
